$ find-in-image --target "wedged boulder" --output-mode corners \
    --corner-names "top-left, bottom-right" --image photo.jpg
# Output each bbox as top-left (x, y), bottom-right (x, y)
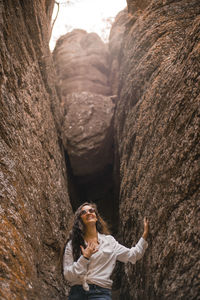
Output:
top-left (53, 29), bottom-right (111, 96)
top-left (61, 92), bottom-right (115, 176)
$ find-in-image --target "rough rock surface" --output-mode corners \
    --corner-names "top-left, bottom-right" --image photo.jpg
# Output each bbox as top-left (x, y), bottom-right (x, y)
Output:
top-left (53, 29), bottom-right (111, 96)
top-left (61, 92), bottom-right (114, 176)
top-left (114, 0), bottom-right (200, 299)
top-left (127, 0), bottom-right (151, 13)
top-left (109, 9), bottom-right (131, 95)
top-left (0, 1), bottom-right (72, 299)
top-left (1, 0), bottom-right (200, 299)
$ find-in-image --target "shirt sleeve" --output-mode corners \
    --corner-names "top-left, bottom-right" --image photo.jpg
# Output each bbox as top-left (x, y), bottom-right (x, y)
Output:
top-left (110, 236), bottom-right (148, 264)
top-left (63, 241), bottom-right (89, 282)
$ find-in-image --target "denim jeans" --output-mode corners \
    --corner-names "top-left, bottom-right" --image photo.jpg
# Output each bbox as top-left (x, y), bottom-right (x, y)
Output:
top-left (68, 284), bottom-right (112, 300)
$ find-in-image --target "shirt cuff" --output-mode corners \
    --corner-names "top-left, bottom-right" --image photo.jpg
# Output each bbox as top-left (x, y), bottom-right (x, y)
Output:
top-left (139, 237), bottom-right (148, 249)
top-left (78, 255), bottom-right (90, 266)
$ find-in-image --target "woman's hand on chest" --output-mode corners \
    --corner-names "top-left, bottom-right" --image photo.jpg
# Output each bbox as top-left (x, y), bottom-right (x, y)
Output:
top-left (80, 241), bottom-right (99, 259)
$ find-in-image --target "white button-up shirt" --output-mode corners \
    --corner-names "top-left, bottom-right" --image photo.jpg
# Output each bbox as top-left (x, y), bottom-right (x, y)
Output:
top-left (63, 233), bottom-right (148, 291)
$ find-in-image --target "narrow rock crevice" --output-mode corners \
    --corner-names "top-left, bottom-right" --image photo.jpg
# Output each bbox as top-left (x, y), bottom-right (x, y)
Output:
top-left (53, 29), bottom-right (120, 233)
top-left (64, 140), bottom-right (119, 234)
top-left (1, 1), bottom-right (199, 299)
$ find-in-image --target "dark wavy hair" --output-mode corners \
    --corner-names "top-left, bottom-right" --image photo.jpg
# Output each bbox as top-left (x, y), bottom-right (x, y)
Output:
top-left (66, 202), bottom-right (110, 261)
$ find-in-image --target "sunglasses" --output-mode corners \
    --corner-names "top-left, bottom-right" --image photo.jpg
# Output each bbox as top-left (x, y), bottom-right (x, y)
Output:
top-left (80, 208), bottom-right (96, 216)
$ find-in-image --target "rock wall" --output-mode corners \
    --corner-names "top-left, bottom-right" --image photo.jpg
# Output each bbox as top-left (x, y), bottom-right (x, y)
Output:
top-left (109, 8), bottom-right (131, 96)
top-left (0, 1), bottom-right (72, 299)
top-left (126, 0), bottom-right (151, 13)
top-left (114, 0), bottom-right (200, 299)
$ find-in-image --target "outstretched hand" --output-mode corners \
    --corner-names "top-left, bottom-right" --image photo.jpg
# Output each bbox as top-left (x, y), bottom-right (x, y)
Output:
top-left (80, 242), bottom-right (98, 259)
top-left (142, 217), bottom-right (149, 240)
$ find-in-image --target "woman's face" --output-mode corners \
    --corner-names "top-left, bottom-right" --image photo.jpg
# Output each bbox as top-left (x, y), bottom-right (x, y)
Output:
top-left (80, 205), bottom-right (97, 226)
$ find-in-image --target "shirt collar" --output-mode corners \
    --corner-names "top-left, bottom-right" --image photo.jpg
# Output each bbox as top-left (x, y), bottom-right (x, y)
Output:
top-left (98, 232), bottom-right (105, 245)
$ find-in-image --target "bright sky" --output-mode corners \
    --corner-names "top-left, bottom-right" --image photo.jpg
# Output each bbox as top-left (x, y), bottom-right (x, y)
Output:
top-left (49, 0), bottom-right (127, 50)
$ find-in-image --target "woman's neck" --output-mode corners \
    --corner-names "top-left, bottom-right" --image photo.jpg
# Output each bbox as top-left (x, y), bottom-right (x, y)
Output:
top-left (84, 224), bottom-right (98, 240)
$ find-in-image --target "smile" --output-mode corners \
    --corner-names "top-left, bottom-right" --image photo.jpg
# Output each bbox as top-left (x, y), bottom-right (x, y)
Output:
top-left (86, 215), bottom-right (95, 220)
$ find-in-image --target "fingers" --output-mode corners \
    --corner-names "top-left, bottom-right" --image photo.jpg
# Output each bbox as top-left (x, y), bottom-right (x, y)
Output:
top-left (142, 217), bottom-right (149, 240)
top-left (143, 217), bottom-right (149, 229)
top-left (88, 242), bottom-right (98, 252)
top-left (80, 245), bottom-right (84, 255)
top-left (80, 242), bottom-right (99, 258)
top-left (144, 217), bottom-right (149, 232)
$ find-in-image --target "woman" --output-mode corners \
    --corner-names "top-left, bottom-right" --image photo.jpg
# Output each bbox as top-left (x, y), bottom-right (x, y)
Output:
top-left (63, 202), bottom-right (149, 299)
